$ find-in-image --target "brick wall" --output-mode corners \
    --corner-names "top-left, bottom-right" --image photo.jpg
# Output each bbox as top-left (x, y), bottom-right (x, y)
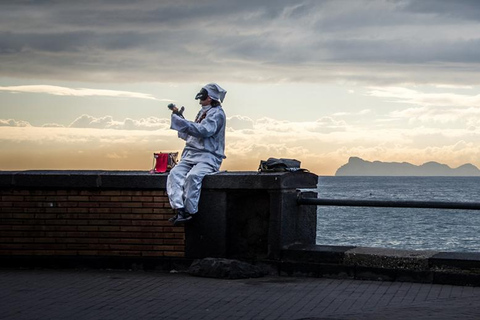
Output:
top-left (0, 170), bottom-right (319, 263)
top-left (0, 188), bottom-right (184, 258)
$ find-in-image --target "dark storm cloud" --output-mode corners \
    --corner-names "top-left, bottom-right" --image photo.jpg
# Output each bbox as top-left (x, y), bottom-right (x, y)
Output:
top-left (2, 0), bottom-right (480, 84)
top-left (402, 0), bottom-right (480, 21)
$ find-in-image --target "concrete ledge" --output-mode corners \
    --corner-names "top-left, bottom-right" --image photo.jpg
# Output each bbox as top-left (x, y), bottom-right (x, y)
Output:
top-left (281, 244), bottom-right (480, 286)
top-left (430, 252), bottom-right (480, 271)
top-left (282, 244), bottom-right (355, 264)
top-left (345, 247), bottom-right (437, 271)
top-left (0, 170), bottom-right (318, 190)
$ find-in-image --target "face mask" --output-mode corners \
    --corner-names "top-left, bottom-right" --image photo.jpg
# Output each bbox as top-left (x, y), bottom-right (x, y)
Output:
top-left (195, 88), bottom-right (208, 101)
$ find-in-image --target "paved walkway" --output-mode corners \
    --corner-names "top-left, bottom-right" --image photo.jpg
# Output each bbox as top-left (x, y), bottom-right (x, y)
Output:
top-left (1, 269), bottom-right (480, 320)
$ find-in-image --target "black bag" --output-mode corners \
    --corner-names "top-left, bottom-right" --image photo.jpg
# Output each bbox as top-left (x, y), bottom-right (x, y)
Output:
top-left (258, 158), bottom-right (303, 172)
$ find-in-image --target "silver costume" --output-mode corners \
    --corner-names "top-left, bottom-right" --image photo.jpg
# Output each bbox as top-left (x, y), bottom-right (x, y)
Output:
top-left (166, 84), bottom-right (226, 215)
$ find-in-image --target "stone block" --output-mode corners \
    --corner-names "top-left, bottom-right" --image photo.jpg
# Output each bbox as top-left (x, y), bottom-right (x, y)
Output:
top-left (345, 247), bottom-right (438, 271)
top-left (282, 244), bottom-right (355, 264)
top-left (430, 252), bottom-right (480, 272)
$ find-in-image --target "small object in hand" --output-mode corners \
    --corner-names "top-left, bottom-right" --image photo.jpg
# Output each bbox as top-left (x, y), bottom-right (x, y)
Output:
top-left (167, 103), bottom-right (185, 118)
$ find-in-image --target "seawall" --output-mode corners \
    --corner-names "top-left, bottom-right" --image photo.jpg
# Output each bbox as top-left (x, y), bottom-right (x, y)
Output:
top-left (1, 170), bottom-right (480, 286)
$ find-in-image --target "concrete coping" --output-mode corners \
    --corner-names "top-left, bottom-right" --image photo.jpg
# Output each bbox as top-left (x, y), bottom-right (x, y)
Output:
top-left (284, 244), bottom-right (480, 274)
top-left (0, 170), bottom-right (318, 190)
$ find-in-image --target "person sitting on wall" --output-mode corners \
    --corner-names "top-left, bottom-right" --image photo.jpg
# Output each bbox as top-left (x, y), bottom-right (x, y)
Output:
top-left (167, 83), bottom-right (227, 225)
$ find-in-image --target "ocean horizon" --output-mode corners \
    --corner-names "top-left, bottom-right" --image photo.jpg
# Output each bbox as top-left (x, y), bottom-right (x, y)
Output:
top-left (316, 176), bottom-right (480, 252)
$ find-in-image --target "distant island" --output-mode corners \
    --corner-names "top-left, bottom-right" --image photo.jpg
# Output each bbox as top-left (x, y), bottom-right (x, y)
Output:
top-left (336, 157), bottom-right (480, 176)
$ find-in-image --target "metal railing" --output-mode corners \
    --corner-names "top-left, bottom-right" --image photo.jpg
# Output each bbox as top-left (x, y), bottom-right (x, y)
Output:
top-left (297, 194), bottom-right (480, 210)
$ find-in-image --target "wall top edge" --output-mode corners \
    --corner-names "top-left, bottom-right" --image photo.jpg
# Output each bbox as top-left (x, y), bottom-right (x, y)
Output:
top-left (0, 170), bottom-right (318, 190)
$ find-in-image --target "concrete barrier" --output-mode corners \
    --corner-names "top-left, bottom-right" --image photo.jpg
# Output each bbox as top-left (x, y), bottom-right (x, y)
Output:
top-left (2, 170), bottom-right (480, 286)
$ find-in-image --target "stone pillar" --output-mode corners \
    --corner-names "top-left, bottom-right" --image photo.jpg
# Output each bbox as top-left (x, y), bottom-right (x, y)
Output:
top-left (185, 171), bottom-right (318, 261)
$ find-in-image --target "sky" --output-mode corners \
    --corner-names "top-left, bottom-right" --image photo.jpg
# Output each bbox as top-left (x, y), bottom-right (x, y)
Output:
top-left (2, 0), bottom-right (480, 175)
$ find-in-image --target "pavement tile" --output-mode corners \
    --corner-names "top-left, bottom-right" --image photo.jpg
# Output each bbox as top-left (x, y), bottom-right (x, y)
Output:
top-left (1, 269), bottom-right (480, 320)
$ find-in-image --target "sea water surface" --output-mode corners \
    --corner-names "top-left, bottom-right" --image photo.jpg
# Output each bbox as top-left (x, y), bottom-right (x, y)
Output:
top-left (316, 176), bottom-right (480, 252)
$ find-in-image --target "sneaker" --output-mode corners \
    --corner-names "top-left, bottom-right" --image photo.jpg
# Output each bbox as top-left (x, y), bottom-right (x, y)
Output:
top-left (173, 211), bottom-right (193, 225)
top-left (168, 213), bottom-right (179, 223)
top-left (168, 208), bottom-right (185, 223)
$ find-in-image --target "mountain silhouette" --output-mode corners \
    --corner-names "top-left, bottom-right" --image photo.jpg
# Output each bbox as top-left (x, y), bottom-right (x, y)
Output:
top-left (335, 157), bottom-right (480, 176)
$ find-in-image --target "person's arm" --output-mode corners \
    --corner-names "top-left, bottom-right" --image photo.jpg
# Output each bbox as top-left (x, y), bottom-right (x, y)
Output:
top-left (171, 111), bottom-right (222, 138)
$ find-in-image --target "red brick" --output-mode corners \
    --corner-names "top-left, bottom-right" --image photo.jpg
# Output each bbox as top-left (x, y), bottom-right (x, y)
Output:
top-left (151, 245), bottom-right (174, 251)
top-left (67, 243), bottom-right (110, 250)
top-left (54, 238), bottom-right (96, 244)
top-left (55, 202), bottom-right (77, 208)
top-left (119, 226), bottom-right (164, 232)
top-left (78, 202), bottom-right (100, 208)
top-left (12, 202), bottom-right (38, 208)
top-left (68, 208), bottom-right (89, 213)
top-left (153, 208), bottom-right (175, 214)
top-left (118, 202), bottom-right (144, 208)
top-left (164, 239), bottom-right (185, 245)
top-left (98, 191), bottom-right (123, 196)
top-left (24, 208), bottom-right (46, 213)
top-left (11, 213), bottom-right (33, 219)
top-left (77, 226), bottom-right (99, 232)
top-left (139, 190), bottom-right (160, 196)
top-left (29, 190), bottom-right (57, 196)
top-left (12, 190), bottom-right (30, 195)
top-left (110, 196), bottom-right (132, 202)
top-left (131, 196), bottom-right (154, 202)
top-left (58, 190), bottom-right (81, 196)
top-left (164, 251), bottom-right (185, 257)
top-left (142, 251), bottom-right (164, 257)
top-left (142, 202), bottom-right (162, 208)
top-left (33, 238), bottom-right (56, 243)
top-left (88, 208), bottom-right (110, 213)
top-left (45, 231), bottom-right (67, 237)
top-left (52, 250), bottom-right (77, 255)
top-left (76, 250), bottom-right (101, 255)
top-left (89, 196), bottom-right (111, 202)
top-left (23, 196), bottom-right (46, 201)
top-left (131, 208), bottom-right (154, 214)
top-left (79, 190), bottom-right (97, 196)
top-left (2, 196), bottom-right (24, 202)
top-left (44, 208), bottom-right (68, 213)
top-left (142, 214), bottom-right (168, 220)
top-left (34, 214), bottom-right (57, 219)
top-left (68, 196), bottom-right (89, 201)
top-left (163, 227), bottom-right (185, 232)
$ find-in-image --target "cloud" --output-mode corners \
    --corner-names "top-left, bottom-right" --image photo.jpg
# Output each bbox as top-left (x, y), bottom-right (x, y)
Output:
top-left (0, 85), bottom-right (168, 101)
top-left (368, 86), bottom-right (480, 107)
top-left (3, 1), bottom-right (480, 85)
top-left (68, 114), bottom-right (170, 130)
top-left (366, 86), bottom-right (480, 125)
top-left (402, 0), bottom-right (480, 22)
top-left (390, 106), bottom-right (480, 125)
top-left (1, 113), bottom-right (480, 174)
top-left (42, 123), bottom-right (65, 128)
top-left (0, 119), bottom-right (31, 127)
top-left (227, 115), bottom-right (255, 130)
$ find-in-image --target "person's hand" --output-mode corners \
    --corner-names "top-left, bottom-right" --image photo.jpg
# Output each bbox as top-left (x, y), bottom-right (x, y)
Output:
top-left (167, 103), bottom-right (185, 118)
top-left (167, 103), bottom-right (178, 113)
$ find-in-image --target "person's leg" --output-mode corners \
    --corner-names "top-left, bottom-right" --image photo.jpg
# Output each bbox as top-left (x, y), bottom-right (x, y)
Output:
top-left (183, 162), bottom-right (216, 215)
top-left (166, 160), bottom-right (193, 210)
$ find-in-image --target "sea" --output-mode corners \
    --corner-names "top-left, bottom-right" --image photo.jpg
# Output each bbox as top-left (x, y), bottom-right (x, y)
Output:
top-left (316, 176), bottom-right (480, 252)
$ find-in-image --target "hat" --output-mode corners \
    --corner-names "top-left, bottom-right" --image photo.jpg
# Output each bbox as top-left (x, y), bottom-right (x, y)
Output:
top-left (195, 83), bottom-right (227, 103)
